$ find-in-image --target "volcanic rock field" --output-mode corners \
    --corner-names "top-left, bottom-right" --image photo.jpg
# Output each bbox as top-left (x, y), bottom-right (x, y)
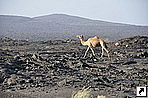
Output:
top-left (0, 36), bottom-right (148, 98)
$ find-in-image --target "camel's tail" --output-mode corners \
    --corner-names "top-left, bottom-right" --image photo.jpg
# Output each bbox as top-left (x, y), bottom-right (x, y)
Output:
top-left (102, 38), bottom-right (110, 49)
top-left (104, 41), bottom-right (108, 49)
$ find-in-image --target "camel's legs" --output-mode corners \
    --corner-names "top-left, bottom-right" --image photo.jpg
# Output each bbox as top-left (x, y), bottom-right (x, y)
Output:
top-left (101, 48), bottom-right (104, 57)
top-left (84, 47), bottom-right (89, 57)
top-left (103, 47), bottom-right (110, 58)
top-left (100, 41), bottom-right (110, 58)
top-left (90, 48), bottom-right (95, 56)
top-left (101, 47), bottom-right (110, 58)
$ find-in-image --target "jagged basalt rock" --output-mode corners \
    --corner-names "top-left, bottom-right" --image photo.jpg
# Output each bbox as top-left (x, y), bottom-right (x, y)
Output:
top-left (0, 36), bottom-right (147, 98)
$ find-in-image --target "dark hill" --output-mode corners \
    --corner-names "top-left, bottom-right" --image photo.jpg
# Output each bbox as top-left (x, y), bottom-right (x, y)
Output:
top-left (0, 14), bottom-right (148, 41)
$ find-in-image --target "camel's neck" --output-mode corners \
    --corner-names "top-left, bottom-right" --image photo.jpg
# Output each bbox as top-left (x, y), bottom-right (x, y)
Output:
top-left (80, 38), bottom-right (87, 46)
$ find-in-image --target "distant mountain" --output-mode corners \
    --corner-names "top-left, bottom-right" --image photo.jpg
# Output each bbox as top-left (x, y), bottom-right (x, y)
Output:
top-left (0, 14), bottom-right (148, 41)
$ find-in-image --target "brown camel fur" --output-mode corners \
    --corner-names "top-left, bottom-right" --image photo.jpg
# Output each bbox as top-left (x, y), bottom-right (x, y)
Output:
top-left (76, 35), bottom-right (110, 58)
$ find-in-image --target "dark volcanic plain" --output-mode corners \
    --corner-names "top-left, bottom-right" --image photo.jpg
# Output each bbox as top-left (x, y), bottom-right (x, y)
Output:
top-left (0, 36), bottom-right (148, 98)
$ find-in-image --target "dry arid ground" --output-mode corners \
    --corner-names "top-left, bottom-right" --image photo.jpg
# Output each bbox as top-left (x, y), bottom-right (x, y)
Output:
top-left (0, 36), bottom-right (148, 98)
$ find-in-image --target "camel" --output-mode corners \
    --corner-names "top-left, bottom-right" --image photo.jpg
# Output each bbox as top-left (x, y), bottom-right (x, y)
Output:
top-left (76, 35), bottom-right (110, 58)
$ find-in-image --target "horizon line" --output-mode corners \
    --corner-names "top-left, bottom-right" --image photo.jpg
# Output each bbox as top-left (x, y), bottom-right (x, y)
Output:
top-left (0, 13), bottom-right (148, 26)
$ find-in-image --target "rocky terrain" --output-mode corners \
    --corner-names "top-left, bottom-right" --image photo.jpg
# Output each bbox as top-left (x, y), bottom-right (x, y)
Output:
top-left (0, 36), bottom-right (148, 98)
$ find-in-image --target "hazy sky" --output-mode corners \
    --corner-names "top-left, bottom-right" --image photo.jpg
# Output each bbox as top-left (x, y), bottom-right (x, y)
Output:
top-left (0, 0), bottom-right (148, 26)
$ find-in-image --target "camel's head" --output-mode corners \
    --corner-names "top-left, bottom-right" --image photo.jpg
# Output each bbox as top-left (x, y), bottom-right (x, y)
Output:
top-left (76, 35), bottom-right (83, 39)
